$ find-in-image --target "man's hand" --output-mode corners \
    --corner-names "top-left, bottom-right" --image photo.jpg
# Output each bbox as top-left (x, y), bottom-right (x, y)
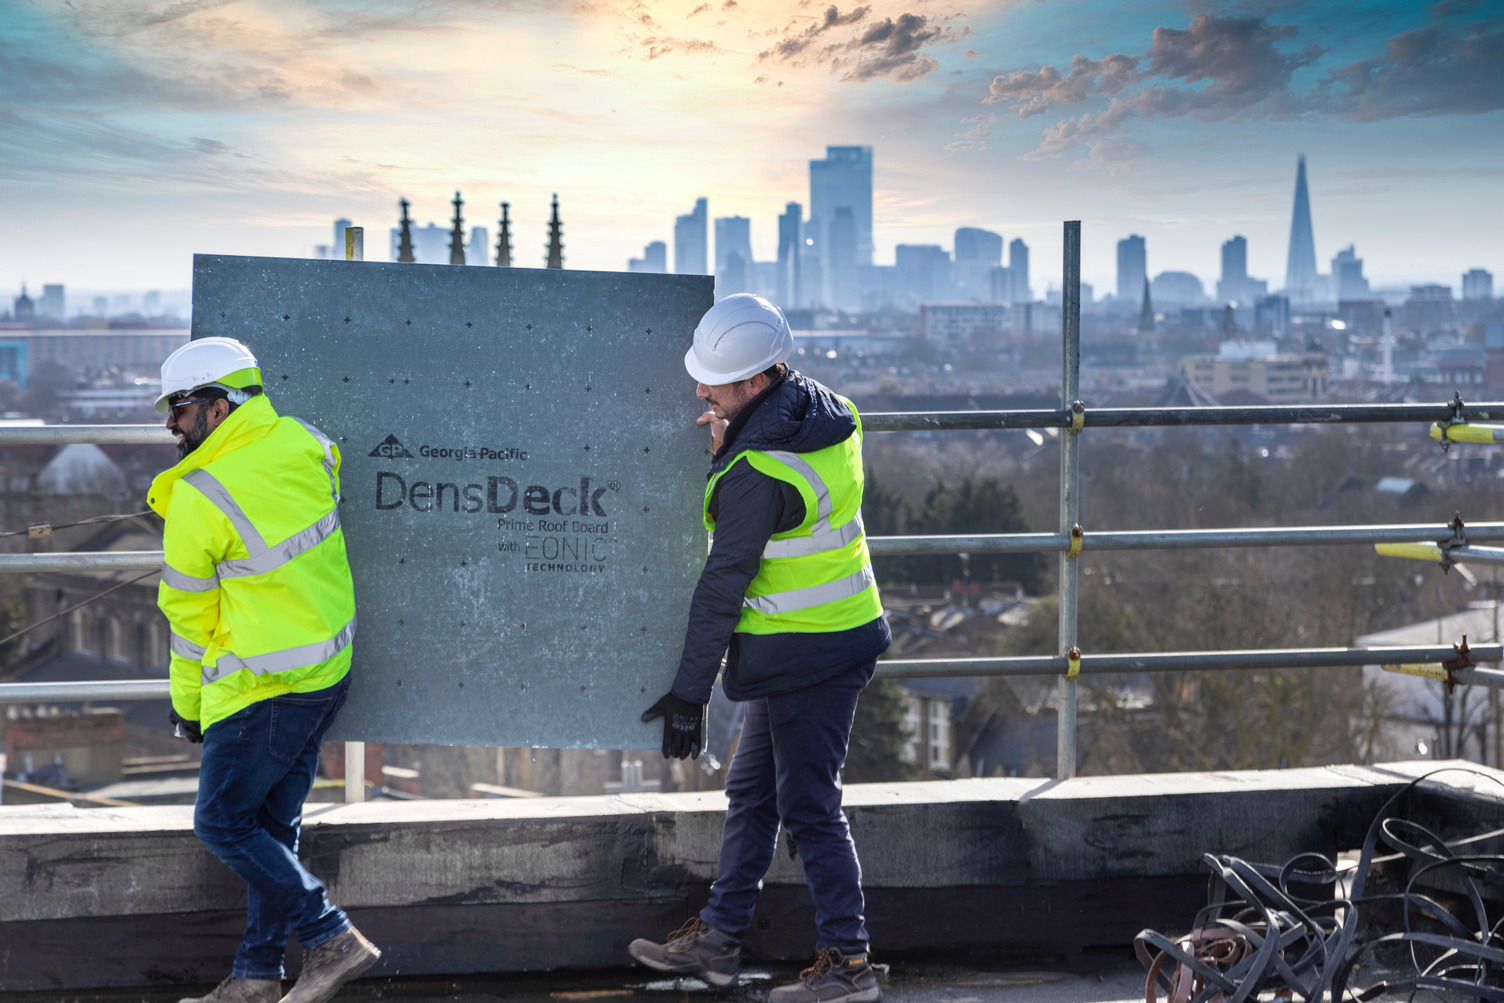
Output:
top-left (641, 692), bottom-right (707, 760)
top-left (697, 410), bottom-right (728, 454)
top-left (169, 708), bottom-right (203, 744)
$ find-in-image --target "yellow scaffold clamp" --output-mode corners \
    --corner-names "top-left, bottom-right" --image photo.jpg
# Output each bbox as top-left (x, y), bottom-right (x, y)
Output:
top-left (1066, 646), bottom-right (1081, 680)
top-left (1067, 523), bottom-right (1084, 558)
top-left (1069, 400), bottom-right (1085, 434)
top-left (1427, 391), bottom-right (1486, 453)
top-left (1382, 635), bottom-right (1473, 696)
top-left (1375, 513), bottom-right (1467, 573)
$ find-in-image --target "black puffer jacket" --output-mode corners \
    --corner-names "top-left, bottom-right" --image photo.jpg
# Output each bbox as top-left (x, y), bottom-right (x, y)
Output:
top-left (669, 369), bottom-right (891, 704)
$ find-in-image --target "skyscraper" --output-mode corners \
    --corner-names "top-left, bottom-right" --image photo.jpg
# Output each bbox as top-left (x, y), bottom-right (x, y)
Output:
top-left (1117, 235), bottom-right (1146, 302)
top-left (1218, 237), bottom-right (1247, 304)
top-left (1009, 239), bottom-right (1030, 304)
top-left (777, 203), bottom-right (802, 308)
top-left (1284, 155), bottom-right (1319, 303)
top-left (674, 198), bottom-right (708, 275)
top-left (809, 146), bottom-right (873, 308)
top-left (628, 241), bottom-right (668, 273)
top-left (333, 218), bottom-right (353, 259)
top-left (955, 228), bottom-right (1003, 301)
top-left (828, 208), bottom-right (858, 309)
top-left (39, 284), bottom-right (65, 320)
top-left (1463, 269), bottom-right (1494, 301)
top-left (706, 218), bottom-right (748, 282)
top-left (1331, 245), bottom-right (1369, 301)
top-left (467, 226), bottom-right (489, 267)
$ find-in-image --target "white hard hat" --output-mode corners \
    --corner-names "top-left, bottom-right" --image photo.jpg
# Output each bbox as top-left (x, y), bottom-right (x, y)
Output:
top-left (155, 337), bottom-right (263, 413)
top-left (684, 294), bottom-right (794, 385)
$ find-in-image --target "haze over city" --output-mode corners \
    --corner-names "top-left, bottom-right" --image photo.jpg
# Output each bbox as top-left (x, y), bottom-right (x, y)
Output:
top-left (3, 0), bottom-right (1501, 298)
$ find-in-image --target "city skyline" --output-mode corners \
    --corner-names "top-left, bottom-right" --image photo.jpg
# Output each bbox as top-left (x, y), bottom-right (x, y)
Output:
top-left (2, 2), bottom-right (1501, 296)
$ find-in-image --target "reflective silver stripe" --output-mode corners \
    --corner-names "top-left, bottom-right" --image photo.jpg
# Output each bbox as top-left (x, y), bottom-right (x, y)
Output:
top-left (218, 508), bottom-right (341, 579)
top-left (743, 565), bottom-right (875, 615)
top-left (289, 417), bottom-right (339, 502)
top-left (161, 563), bottom-right (219, 592)
top-left (762, 450), bottom-right (833, 531)
top-left (183, 469), bottom-right (267, 554)
top-left (171, 632), bottom-right (206, 660)
top-left (763, 511), bottom-right (865, 559)
top-left (202, 616), bottom-right (356, 685)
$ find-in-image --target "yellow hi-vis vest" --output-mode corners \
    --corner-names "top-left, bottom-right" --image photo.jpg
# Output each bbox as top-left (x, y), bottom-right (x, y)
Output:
top-left (147, 394), bottom-right (355, 729)
top-left (704, 397), bottom-right (882, 634)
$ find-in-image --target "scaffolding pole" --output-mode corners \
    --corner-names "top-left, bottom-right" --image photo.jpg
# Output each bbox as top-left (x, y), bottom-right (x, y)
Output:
top-left (876, 643), bottom-right (1503, 680)
top-left (1057, 221), bottom-right (1081, 780)
top-left (867, 521), bottom-right (1504, 556)
top-left (863, 402), bottom-right (1504, 433)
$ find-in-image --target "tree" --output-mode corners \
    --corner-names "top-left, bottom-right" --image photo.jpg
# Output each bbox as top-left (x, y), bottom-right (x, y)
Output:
top-left (844, 678), bottom-right (923, 782)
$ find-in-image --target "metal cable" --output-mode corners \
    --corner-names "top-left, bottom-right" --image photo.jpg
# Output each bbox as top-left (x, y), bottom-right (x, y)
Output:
top-left (1135, 767), bottom-right (1504, 1002)
top-left (0, 510), bottom-right (154, 541)
top-left (0, 569), bottom-right (159, 649)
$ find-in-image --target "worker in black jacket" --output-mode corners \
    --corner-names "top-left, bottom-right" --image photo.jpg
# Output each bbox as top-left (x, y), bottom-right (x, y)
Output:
top-left (630, 294), bottom-right (891, 1003)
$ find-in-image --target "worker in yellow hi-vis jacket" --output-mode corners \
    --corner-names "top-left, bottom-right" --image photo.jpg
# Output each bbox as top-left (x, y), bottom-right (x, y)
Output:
top-left (147, 337), bottom-right (379, 1003)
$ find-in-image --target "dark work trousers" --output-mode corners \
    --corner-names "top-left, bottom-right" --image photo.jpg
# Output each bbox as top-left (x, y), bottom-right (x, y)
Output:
top-left (700, 658), bottom-right (874, 950)
top-left (193, 677), bottom-right (352, 980)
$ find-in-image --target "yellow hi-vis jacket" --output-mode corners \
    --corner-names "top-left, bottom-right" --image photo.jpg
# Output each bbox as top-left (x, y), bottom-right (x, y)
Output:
top-left (147, 394), bottom-right (355, 729)
top-left (704, 397), bottom-right (882, 634)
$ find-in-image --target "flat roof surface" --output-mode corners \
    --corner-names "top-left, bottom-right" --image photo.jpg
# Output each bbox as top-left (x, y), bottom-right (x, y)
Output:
top-left (1, 958), bottom-right (1157, 1003)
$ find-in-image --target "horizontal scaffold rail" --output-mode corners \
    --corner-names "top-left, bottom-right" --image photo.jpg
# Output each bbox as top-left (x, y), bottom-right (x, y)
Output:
top-left (5, 521), bottom-right (1499, 573)
top-left (5, 644), bottom-right (1496, 705)
top-left (867, 521), bottom-right (1504, 556)
top-left (0, 425), bottom-right (173, 445)
top-left (876, 643), bottom-right (1503, 679)
top-left (863, 401), bottom-right (1504, 433)
top-left (0, 551), bottom-right (165, 573)
top-left (0, 679), bottom-right (170, 704)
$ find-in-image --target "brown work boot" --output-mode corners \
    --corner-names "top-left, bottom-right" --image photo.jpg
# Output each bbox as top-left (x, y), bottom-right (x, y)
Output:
top-left (279, 927), bottom-right (381, 1003)
top-left (178, 977), bottom-right (282, 1003)
top-left (769, 948), bottom-right (882, 1003)
top-left (628, 917), bottom-right (742, 987)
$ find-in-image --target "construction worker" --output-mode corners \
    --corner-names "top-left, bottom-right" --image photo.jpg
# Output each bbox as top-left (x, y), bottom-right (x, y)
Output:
top-left (148, 337), bottom-right (379, 1003)
top-left (631, 295), bottom-right (890, 1003)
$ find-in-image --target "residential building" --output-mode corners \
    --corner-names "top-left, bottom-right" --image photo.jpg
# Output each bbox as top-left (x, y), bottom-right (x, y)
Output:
top-left (1405, 284), bottom-right (1455, 333)
top-left (674, 198), bottom-right (708, 276)
top-left (1178, 341), bottom-right (1328, 403)
top-left (1463, 269), bottom-right (1494, 301)
top-left (920, 304), bottom-right (1009, 343)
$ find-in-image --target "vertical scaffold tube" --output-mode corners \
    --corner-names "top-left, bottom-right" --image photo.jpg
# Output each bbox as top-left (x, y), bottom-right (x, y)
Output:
top-left (1057, 221), bottom-right (1082, 780)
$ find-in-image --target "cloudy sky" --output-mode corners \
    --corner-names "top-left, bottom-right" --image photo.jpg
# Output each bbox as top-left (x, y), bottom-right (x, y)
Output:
top-left (2, 0), bottom-right (1501, 300)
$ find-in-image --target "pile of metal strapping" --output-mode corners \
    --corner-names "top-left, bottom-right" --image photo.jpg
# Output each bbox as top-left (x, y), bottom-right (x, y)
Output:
top-left (1135, 769), bottom-right (1504, 1002)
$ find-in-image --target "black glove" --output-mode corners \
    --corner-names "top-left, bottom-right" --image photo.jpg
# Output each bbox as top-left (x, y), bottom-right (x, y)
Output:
top-left (169, 708), bottom-right (203, 744)
top-left (641, 692), bottom-right (706, 760)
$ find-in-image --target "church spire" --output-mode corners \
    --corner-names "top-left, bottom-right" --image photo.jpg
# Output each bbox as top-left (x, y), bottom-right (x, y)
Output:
top-left (397, 198), bottom-right (415, 263)
top-left (1137, 277), bottom-right (1155, 334)
top-left (496, 202), bottom-right (512, 267)
top-left (449, 191), bottom-right (466, 265)
top-left (545, 194), bottom-right (564, 270)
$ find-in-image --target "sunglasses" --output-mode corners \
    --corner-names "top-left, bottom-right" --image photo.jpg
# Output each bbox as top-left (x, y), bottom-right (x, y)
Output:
top-left (167, 396), bottom-right (212, 417)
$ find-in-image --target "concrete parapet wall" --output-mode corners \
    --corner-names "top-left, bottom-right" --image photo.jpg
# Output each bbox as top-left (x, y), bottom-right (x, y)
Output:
top-left (1, 761), bottom-right (1497, 990)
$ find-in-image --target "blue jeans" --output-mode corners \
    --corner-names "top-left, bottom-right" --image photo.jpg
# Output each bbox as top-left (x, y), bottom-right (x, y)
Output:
top-left (701, 659), bottom-right (873, 951)
top-left (194, 677), bottom-right (352, 980)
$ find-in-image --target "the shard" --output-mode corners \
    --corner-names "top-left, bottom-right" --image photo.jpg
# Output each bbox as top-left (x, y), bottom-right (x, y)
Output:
top-left (1284, 155), bottom-right (1318, 303)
